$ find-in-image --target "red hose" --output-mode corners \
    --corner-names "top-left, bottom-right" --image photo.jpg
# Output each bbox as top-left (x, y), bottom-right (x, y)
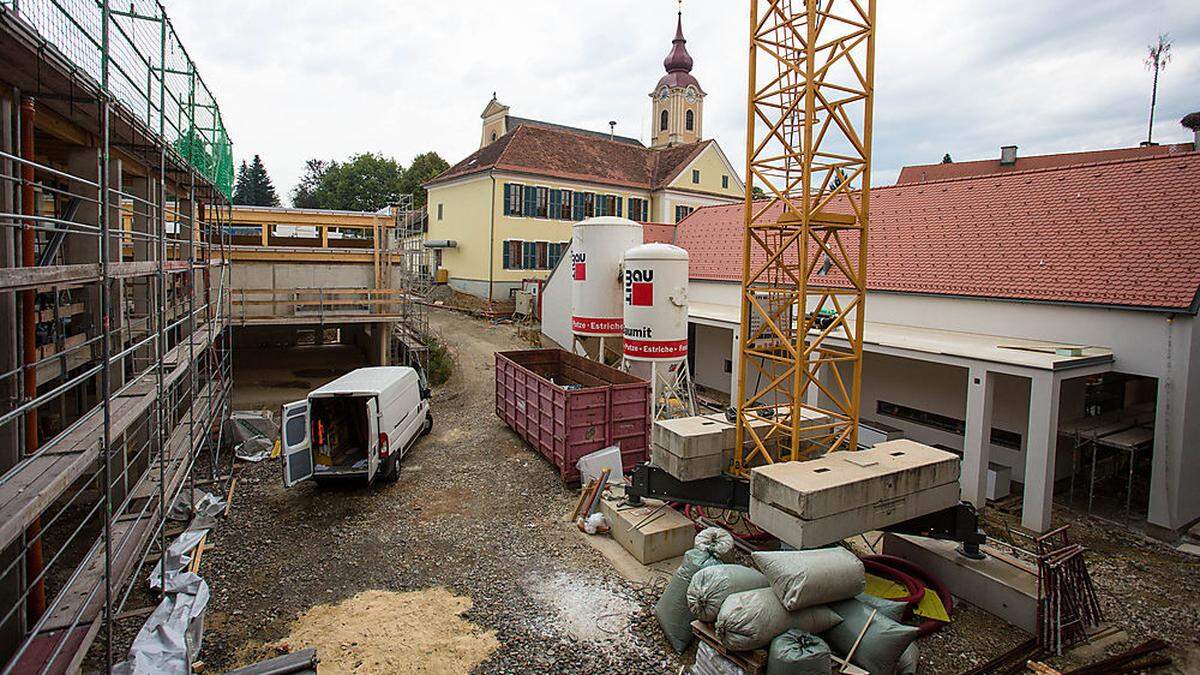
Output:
top-left (861, 558), bottom-right (925, 618)
top-left (862, 554), bottom-right (954, 636)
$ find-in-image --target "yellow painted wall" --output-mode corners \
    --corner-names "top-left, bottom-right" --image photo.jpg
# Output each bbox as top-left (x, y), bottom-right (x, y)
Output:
top-left (668, 144), bottom-right (742, 197)
top-left (425, 174), bottom-right (495, 283)
top-left (427, 173), bottom-right (655, 287)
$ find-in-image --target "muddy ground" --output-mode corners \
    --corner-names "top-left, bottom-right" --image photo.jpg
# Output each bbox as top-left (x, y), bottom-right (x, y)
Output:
top-left (114, 307), bottom-right (1198, 674)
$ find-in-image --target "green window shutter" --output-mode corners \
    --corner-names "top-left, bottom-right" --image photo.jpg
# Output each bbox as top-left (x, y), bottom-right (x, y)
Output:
top-left (573, 192), bottom-right (585, 220)
top-left (502, 240), bottom-right (511, 269)
top-left (616, 196), bottom-right (623, 218)
top-left (503, 184), bottom-right (512, 215)
top-left (549, 189), bottom-right (562, 219)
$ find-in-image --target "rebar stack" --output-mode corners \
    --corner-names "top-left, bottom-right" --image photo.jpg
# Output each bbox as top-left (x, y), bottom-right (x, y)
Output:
top-left (1035, 526), bottom-right (1103, 654)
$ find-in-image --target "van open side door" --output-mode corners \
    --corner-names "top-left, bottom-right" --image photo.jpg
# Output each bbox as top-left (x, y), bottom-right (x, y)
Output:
top-left (282, 399), bottom-right (313, 487)
top-left (366, 397), bottom-right (381, 482)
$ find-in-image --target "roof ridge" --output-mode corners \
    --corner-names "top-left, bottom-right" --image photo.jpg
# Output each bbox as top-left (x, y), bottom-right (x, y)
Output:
top-left (887, 149), bottom-right (1199, 189)
top-left (902, 142), bottom-right (1193, 171)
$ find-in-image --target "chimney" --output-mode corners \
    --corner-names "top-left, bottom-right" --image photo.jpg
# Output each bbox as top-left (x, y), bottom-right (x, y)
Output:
top-left (1181, 112), bottom-right (1200, 151)
top-left (1000, 145), bottom-right (1018, 166)
top-left (609, 120), bottom-right (617, 141)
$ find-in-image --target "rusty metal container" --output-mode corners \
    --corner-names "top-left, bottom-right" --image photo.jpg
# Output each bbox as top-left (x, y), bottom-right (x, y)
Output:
top-left (495, 349), bottom-right (649, 482)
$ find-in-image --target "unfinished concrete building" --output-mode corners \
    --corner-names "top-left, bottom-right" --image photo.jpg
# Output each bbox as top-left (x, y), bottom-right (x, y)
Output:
top-left (0, 0), bottom-right (233, 670)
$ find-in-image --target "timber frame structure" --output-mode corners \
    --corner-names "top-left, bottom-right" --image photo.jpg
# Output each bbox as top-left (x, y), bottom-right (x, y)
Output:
top-left (733, 0), bottom-right (875, 473)
top-left (0, 0), bottom-right (233, 672)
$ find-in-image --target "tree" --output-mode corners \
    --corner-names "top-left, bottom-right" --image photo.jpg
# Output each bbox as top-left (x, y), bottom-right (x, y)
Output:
top-left (1144, 34), bottom-right (1172, 145)
top-left (232, 154), bottom-right (279, 206)
top-left (309, 153), bottom-right (405, 212)
top-left (292, 159), bottom-right (330, 208)
top-left (751, 186), bottom-right (766, 199)
top-left (399, 152), bottom-right (450, 208)
top-left (942, 153), bottom-right (953, 164)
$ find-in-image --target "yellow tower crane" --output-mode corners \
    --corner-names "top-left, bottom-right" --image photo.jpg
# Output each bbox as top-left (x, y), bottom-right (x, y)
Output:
top-left (733, 0), bottom-right (876, 473)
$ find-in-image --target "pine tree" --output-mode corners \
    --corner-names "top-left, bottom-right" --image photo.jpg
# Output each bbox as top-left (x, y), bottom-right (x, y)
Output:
top-left (233, 155), bottom-right (280, 206)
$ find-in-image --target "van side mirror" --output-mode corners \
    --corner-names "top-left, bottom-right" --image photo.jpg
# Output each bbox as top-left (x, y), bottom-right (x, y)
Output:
top-left (420, 386), bottom-right (432, 400)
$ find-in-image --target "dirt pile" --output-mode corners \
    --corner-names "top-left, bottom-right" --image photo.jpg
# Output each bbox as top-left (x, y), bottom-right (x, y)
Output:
top-left (266, 588), bottom-right (498, 674)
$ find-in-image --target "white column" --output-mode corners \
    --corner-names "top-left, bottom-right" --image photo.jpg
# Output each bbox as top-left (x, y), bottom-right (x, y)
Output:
top-left (1022, 372), bottom-right (1061, 532)
top-left (728, 326), bottom-right (741, 400)
top-left (961, 366), bottom-right (995, 508)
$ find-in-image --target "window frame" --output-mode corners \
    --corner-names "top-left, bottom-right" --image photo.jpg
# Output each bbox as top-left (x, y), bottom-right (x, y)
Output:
top-left (692, 169), bottom-right (700, 184)
top-left (685, 109), bottom-right (694, 131)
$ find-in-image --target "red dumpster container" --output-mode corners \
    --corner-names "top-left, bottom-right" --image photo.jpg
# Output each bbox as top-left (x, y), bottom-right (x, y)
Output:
top-left (495, 349), bottom-right (649, 483)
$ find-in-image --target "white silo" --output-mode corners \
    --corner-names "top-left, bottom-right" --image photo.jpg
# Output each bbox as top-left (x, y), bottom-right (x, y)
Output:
top-left (622, 243), bottom-right (695, 419)
top-left (571, 216), bottom-right (642, 363)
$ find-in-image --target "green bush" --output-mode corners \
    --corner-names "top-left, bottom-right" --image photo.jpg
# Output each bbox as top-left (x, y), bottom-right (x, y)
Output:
top-left (424, 332), bottom-right (454, 386)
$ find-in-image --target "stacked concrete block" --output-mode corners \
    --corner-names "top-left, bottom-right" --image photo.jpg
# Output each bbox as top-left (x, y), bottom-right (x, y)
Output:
top-left (749, 440), bottom-right (962, 549)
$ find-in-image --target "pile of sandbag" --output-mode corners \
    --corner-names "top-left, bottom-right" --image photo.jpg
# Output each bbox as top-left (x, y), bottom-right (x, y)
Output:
top-left (657, 539), bottom-right (922, 675)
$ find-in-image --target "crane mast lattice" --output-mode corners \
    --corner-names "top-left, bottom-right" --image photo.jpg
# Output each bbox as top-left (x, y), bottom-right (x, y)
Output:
top-left (734, 0), bottom-right (876, 473)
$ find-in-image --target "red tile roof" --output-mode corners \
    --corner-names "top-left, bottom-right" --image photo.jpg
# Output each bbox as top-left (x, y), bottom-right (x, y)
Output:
top-left (641, 222), bottom-right (677, 244)
top-left (427, 124), bottom-right (715, 191)
top-left (677, 152), bottom-right (1200, 312)
top-left (897, 143), bottom-right (1194, 184)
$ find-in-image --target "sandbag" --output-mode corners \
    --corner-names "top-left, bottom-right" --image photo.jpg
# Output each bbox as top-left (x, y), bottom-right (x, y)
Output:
top-left (767, 629), bottom-right (831, 675)
top-left (655, 548), bottom-right (719, 652)
top-left (823, 598), bottom-right (919, 675)
top-left (856, 593), bottom-right (908, 622)
top-left (688, 564), bottom-right (770, 622)
top-left (896, 642), bottom-right (918, 675)
top-left (715, 588), bottom-right (842, 652)
top-left (695, 527), bottom-right (735, 557)
top-left (752, 548), bottom-right (865, 610)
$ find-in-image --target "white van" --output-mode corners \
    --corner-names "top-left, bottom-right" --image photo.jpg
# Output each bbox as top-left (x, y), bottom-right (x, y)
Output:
top-left (281, 366), bottom-right (432, 486)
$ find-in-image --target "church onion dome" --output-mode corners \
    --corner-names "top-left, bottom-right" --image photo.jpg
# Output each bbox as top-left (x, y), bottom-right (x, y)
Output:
top-left (656, 12), bottom-right (704, 94)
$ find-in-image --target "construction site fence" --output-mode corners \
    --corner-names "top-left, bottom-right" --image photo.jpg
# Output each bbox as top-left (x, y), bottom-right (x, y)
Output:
top-left (1, 0), bottom-right (234, 199)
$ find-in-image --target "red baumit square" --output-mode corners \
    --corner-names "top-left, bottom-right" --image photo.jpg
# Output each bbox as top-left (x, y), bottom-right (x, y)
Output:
top-left (573, 262), bottom-right (586, 281)
top-left (631, 282), bottom-right (653, 306)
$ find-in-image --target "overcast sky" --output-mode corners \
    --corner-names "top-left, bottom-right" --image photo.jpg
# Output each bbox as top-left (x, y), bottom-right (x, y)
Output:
top-left (167, 1), bottom-right (1199, 205)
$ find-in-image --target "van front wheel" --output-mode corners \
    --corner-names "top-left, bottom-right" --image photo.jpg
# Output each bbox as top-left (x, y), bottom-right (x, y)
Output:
top-left (421, 413), bottom-right (433, 436)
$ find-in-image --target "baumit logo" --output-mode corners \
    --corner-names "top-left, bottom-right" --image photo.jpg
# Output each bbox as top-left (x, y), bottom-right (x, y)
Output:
top-left (571, 251), bottom-right (586, 281)
top-left (624, 267), bottom-right (654, 307)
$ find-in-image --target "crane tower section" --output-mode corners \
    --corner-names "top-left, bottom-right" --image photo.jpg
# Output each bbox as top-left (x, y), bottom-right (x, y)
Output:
top-left (734, 0), bottom-right (876, 473)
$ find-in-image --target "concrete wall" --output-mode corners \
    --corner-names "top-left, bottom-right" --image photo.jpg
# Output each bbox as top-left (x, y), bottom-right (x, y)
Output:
top-left (230, 260), bottom-right (378, 319)
top-left (692, 323), bottom-right (734, 393)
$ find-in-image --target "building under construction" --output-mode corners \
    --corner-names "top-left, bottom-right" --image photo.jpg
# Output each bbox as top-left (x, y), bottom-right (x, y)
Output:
top-left (0, 0), bottom-right (233, 671)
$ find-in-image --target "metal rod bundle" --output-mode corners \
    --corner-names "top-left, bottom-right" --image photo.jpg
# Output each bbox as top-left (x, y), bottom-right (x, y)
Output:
top-left (1034, 527), bottom-right (1102, 654)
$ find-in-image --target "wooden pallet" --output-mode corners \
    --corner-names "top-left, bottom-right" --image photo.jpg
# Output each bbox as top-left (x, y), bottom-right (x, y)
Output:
top-left (691, 620), bottom-right (767, 674)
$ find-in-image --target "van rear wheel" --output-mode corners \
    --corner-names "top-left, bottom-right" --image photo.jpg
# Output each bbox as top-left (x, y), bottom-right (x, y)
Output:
top-left (382, 456), bottom-right (400, 483)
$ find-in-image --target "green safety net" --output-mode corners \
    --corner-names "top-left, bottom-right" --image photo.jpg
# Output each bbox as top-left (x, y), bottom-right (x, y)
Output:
top-left (1, 0), bottom-right (235, 200)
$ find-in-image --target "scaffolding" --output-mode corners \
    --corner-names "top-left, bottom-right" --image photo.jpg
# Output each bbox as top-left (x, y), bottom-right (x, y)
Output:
top-left (391, 194), bottom-right (430, 370)
top-left (0, 0), bottom-right (233, 672)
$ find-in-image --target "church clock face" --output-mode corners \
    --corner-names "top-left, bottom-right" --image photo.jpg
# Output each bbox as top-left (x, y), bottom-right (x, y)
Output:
top-left (659, 87), bottom-right (670, 101)
top-left (685, 88), bottom-right (697, 103)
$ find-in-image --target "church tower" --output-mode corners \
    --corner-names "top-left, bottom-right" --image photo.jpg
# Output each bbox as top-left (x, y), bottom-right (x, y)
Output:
top-left (650, 9), bottom-right (704, 148)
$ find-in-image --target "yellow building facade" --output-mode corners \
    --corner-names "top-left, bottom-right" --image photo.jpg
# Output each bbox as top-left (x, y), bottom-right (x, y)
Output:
top-left (425, 11), bottom-right (743, 300)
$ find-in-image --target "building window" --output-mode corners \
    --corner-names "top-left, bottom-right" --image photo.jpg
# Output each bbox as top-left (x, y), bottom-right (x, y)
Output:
top-left (692, 169), bottom-right (700, 184)
top-left (504, 183), bottom-right (524, 216)
top-left (558, 190), bottom-right (573, 220)
top-left (437, 204), bottom-right (443, 221)
top-left (535, 186), bottom-right (549, 218)
top-left (627, 197), bottom-right (648, 222)
top-left (876, 400), bottom-right (1022, 450)
top-left (584, 192), bottom-right (596, 218)
top-left (674, 205), bottom-right (694, 223)
top-left (491, 131), bottom-right (497, 142)
top-left (722, 175), bottom-right (729, 189)
top-left (660, 109), bottom-right (668, 131)
top-left (686, 109), bottom-right (694, 131)
top-left (503, 239), bottom-right (569, 270)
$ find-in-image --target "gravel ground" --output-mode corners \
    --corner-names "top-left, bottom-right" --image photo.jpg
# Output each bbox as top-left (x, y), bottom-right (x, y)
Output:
top-left (198, 308), bottom-right (683, 673)
top-left (95, 306), bottom-right (1200, 674)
